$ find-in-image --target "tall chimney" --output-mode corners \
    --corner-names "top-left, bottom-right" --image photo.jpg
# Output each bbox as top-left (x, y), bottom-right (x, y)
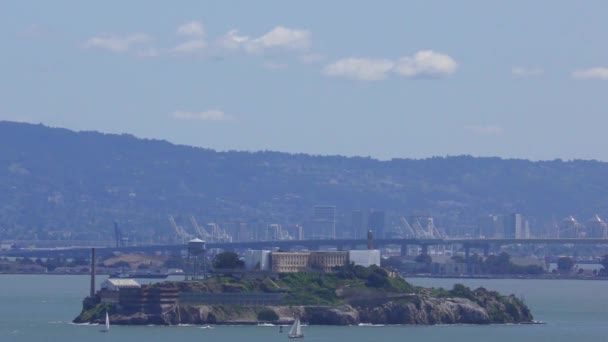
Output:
top-left (90, 248), bottom-right (96, 298)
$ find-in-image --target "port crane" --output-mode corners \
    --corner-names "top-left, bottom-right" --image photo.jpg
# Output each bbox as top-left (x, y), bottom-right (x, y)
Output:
top-left (168, 215), bottom-right (194, 243)
top-left (400, 216), bottom-right (445, 239)
top-left (169, 215), bottom-right (233, 243)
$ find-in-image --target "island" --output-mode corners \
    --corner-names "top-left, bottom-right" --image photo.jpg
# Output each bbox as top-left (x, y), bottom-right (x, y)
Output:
top-left (74, 264), bottom-right (533, 326)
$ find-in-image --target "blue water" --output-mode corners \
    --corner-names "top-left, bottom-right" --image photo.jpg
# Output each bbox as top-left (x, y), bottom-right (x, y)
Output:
top-left (1, 275), bottom-right (606, 341)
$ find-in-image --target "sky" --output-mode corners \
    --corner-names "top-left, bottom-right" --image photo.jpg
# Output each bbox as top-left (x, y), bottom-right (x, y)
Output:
top-left (1, 1), bottom-right (608, 161)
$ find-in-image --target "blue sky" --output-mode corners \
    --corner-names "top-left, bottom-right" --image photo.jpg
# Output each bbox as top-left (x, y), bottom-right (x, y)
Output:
top-left (2, 1), bottom-right (608, 160)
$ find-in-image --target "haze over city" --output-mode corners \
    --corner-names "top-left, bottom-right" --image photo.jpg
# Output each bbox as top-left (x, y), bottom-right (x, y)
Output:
top-left (3, 1), bottom-right (608, 160)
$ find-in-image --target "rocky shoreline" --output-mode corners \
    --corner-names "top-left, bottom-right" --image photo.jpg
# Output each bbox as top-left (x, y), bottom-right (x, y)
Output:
top-left (75, 286), bottom-right (533, 326)
top-left (74, 266), bottom-right (533, 326)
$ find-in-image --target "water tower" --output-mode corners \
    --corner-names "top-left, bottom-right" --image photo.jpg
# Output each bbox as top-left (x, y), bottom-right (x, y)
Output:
top-left (186, 238), bottom-right (206, 280)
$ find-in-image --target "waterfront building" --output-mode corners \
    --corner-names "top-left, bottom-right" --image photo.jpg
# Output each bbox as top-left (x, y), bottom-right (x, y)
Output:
top-left (269, 249), bottom-right (380, 273)
top-left (101, 278), bottom-right (141, 292)
top-left (348, 250), bottom-right (381, 267)
top-left (431, 262), bottom-right (468, 276)
top-left (244, 250), bottom-right (271, 271)
top-left (100, 278), bottom-right (141, 304)
top-left (270, 252), bottom-right (311, 273)
top-left (309, 251), bottom-right (349, 272)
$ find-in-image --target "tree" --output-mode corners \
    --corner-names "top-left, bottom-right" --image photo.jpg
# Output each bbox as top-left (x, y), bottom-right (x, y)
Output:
top-left (212, 252), bottom-right (244, 269)
top-left (257, 309), bottom-right (279, 322)
top-left (484, 252), bottom-right (511, 274)
top-left (108, 261), bottom-right (131, 269)
top-left (451, 255), bottom-right (465, 263)
top-left (557, 256), bottom-right (575, 272)
top-left (380, 257), bottom-right (403, 269)
top-left (415, 253), bottom-right (432, 264)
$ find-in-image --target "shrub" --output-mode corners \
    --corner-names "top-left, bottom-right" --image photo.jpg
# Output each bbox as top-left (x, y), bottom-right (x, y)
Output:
top-left (257, 309), bottom-right (279, 322)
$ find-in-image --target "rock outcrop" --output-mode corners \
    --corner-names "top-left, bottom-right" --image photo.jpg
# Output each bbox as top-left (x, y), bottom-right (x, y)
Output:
top-left (76, 294), bottom-right (532, 326)
top-left (74, 268), bottom-right (533, 326)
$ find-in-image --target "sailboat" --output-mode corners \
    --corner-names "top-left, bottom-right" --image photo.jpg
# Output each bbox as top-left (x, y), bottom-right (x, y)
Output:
top-left (100, 312), bottom-right (110, 333)
top-left (288, 318), bottom-right (303, 339)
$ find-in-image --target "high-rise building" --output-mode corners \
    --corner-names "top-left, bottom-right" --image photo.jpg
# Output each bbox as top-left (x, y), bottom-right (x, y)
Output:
top-left (283, 224), bottom-right (304, 240)
top-left (367, 210), bottom-right (386, 239)
top-left (559, 216), bottom-right (581, 238)
top-left (351, 210), bottom-right (366, 239)
top-left (266, 224), bottom-right (282, 240)
top-left (504, 213), bottom-right (529, 239)
top-left (478, 214), bottom-right (500, 238)
top-left (305, 205), bottom-right (336, 239)
top-left (587, 215), bottom-right (607, 238)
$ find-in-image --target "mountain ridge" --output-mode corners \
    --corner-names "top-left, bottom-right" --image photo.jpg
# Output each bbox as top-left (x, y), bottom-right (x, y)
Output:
top-left (2, 120), bottom-right (608, 242)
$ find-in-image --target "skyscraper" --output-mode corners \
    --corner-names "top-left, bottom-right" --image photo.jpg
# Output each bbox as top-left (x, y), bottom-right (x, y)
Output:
top-left (305, 205), bottom-right (336, 239)
top-left (478, 214), bottom-right (501, 238)
top-left (351, 210), bottom-right (366, 239)
top-left (586, 215), bottom-right (607, 238)
top-left (559, 216), bottom-right (581, 238)
top-left (504, 213), bottom-right (528, 239)
top-left (367, 210), bottom-right (386, 239)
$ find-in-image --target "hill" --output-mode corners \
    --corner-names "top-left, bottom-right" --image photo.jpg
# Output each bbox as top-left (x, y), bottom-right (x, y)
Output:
top-left (1, 120), bottom-right (608, 242)
top-left (74, 266), bottom-right (533, 325)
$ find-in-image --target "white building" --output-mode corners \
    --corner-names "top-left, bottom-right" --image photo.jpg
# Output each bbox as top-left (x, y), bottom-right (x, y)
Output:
top-left (348, 250), bottom-right (381, 267)
top-left (100, 278), bottom-right (141, 292)
top-left (244, 250), bottom-right (271, 271)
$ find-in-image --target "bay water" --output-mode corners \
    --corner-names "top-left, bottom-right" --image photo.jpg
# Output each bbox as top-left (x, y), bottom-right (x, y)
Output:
top-left (1, 275), bottom-right (606, 342)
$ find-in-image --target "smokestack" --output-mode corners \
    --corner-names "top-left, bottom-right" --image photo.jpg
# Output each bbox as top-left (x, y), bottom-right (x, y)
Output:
top-left (90, 248), bottom-right (96, 298)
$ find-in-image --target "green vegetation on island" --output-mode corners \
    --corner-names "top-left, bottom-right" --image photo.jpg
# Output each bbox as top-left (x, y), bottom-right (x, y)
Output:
top-left (75, 265), bottom-right (533, 326)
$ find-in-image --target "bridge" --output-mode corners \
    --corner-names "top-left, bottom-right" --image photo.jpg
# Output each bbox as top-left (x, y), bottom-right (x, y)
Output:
top-left (3, 237), bottom-right (608, 259)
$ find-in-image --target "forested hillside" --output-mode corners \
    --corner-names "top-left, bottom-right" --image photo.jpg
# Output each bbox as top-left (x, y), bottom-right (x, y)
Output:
top-left (2, 121), bottom-right (608, 242)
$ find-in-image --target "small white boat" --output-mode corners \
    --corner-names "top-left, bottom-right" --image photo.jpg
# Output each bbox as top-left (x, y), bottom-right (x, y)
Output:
top-left (100, 312), bottom-right (110, 333)
top-left (257, 322), bottom-right (275, 327)
top-left (288, 318), bottom-right (303, 339)
top-left (357, 323), bottom-right (384, 327)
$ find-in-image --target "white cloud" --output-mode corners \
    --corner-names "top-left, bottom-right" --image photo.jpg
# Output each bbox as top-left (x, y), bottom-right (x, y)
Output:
top-left (170, 40), bottom-right (206, 54)
top-left (177, 21), bottom-right (205, 37)
top-left (464, 124), bottom-right (503, 135)
top-left (84, 33), bottom-right (152, 52)
top-left (218, 26), bottom-right (310, 54)
top-left (512, 67), bottom-right (544, 77)
top-left (393, 50), bottom-right (458, 78)
top-left (217, 29), bottom-right (250, 51)
top-left (172, 110), bottom-right (234, 122)
top-left (325, 50), bottom-right (457, 81)
top-left (246, 26), bottom-right (310, 53)
top-left (324, 58), bottom-right (394, 81)
top-left (572, 67), bottom-right (608, 80)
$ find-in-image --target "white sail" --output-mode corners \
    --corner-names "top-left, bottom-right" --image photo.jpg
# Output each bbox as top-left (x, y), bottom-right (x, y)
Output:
top-left (101, 311), bottom-right (110, 332)
top-left (288, 318), bottom-right (303, 338)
